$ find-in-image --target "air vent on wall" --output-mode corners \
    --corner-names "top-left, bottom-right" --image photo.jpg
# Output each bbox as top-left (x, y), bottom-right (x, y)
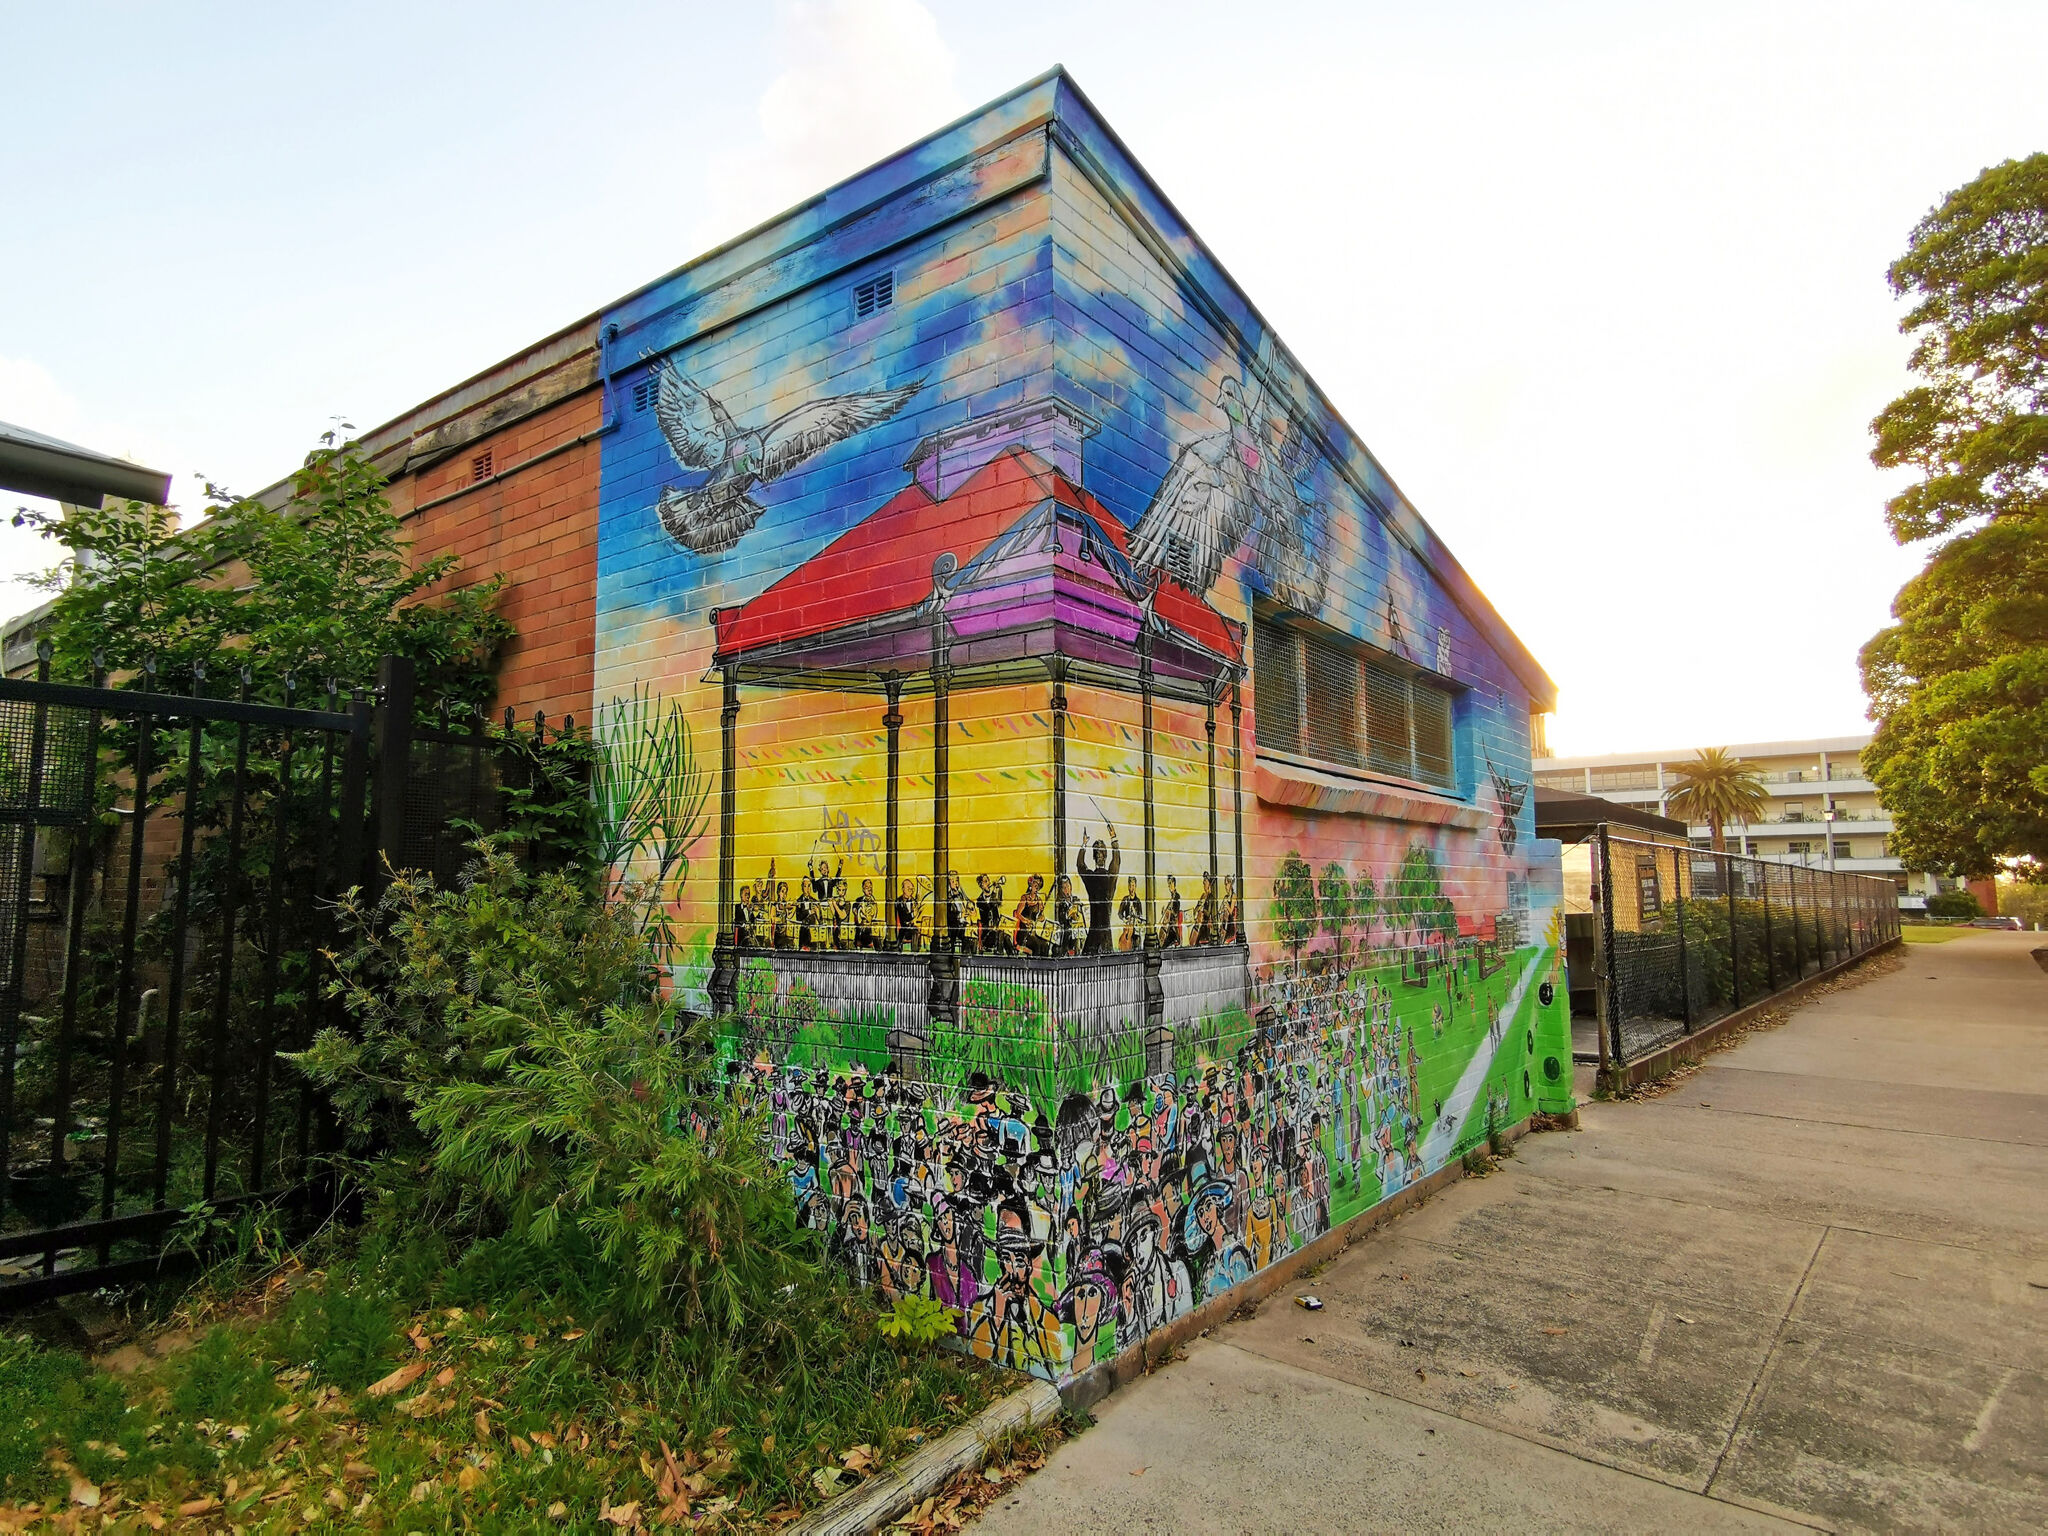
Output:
top-left (853, 271), bottom-right (894, 319)
top-left (632, 372), bottom-right (658, 413)
top-left (471, 448), bottom-right (494, 483)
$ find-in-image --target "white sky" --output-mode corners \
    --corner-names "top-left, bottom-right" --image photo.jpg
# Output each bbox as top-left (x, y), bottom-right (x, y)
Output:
top-left (4, 0), bottom-right (2044, 755)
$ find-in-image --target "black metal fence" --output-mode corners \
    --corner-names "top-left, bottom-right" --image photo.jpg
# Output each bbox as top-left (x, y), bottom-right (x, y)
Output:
top-left (1588, 826), bottom-right (1899, 1066)
top-left (0, 652), bottom-right (574, 1307)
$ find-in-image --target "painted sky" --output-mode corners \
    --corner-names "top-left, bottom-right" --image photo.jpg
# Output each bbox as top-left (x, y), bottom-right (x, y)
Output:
top-left (3, 0), bottom-right (2045, 754)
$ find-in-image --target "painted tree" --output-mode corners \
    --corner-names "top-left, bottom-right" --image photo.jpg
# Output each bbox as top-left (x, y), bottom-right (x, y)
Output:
top-left (1318, 862), bottom-right (1352, 957)
top-left (1665, 748), bottom-right (1769, 852)
top-left (1350, 867), bottom-right (1378, 953)
top-left (1272, 852), bottom-right (1318, 966)
top-left (1861, 153), bottom-right (2048, 876)
top-left (1390, 844), bottom-right (1447, 959)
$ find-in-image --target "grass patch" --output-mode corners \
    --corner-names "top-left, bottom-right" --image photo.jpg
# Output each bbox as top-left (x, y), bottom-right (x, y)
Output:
top-left (1, 1249), bottom-right (1011, 1531)
top-left (1901, 925), bottom-right (1965, 944)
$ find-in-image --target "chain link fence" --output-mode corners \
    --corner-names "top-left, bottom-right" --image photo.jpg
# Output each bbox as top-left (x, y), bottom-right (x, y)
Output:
top-left (1587, 826), bottom-right (1900, 1066)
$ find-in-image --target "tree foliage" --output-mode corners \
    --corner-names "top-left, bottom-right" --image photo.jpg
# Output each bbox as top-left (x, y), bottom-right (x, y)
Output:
top-left (1861, 155), bottom-right (2048, 876)
top-left (1272, 852), bottom-right (1317, 957)
top-left (18, 432), bottom-right (510, 710)
top-left (1665, 748), bottom-right (1770, 852)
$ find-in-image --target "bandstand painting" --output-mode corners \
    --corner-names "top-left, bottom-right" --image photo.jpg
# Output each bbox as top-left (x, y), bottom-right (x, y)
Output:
top-left (705, 398), bottom-right (1253, 1081)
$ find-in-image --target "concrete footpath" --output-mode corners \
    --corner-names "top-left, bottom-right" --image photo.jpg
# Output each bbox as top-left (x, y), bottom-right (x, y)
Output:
top-left (978, 932), bottom-right (2048, 1533)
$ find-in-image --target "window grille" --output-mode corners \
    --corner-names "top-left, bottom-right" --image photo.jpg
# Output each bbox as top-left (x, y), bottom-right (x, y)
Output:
top-left (1253, 618), bottom-right (1301, 754)
top-left (1304, 634), bottom-right (1360, 768)
top-left (1257, 614), bottom-right (1458, 791)
top-left (471, 448), bottom-right (494, 483)
top-left (854, 271), bottom-right (894, 319)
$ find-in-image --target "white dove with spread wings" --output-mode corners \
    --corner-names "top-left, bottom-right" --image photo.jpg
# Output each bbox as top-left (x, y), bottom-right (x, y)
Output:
top-left (650, 363), bottom-right (922, 555)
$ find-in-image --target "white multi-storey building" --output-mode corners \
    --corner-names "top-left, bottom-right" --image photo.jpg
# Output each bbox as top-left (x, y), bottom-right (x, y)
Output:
top-left (1533, 734), bottom-right (1950, 910)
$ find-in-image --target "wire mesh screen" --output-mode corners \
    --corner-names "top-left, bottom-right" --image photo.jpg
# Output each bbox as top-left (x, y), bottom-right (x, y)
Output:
top-left (398, 728), bottom-right (502, 883)
top-left (1592, 828), bottom-right (1899, 1067)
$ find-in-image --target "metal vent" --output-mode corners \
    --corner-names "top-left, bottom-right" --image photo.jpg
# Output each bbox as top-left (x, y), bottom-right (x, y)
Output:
top-left (1165, 534), bottom-right (1194, 589)
top-left (471, 448), bottom-right (494, 483)
top-left (853, 271), bottom-right (894, 319)
top-left (631, 373), bottom-right (658, 414)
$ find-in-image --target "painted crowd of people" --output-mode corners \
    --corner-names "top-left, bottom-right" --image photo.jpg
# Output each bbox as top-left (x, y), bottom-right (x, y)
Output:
top-left (722, 957), bottom-right (1430, 1381)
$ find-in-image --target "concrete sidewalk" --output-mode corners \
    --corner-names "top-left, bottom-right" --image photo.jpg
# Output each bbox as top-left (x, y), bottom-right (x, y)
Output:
top-left (979, 932), bottom-right (2048, 1533)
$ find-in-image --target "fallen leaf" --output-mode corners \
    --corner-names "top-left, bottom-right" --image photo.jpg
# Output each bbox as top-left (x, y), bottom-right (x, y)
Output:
top-left (602, 1499), bottom-right (642, 1527)
top-left (1416, 1368), bottom-right (1427, 1381)
top-left (547, 1501), bottom-right (569, 1519)
top-left (511, 1435), bottom-right (533, 1458)
top-left (475, 1409), bottom-right (493, 1439)
top-left (760, 1433), bottom-right (775, 1454)
top-left (69, 1478), bottom-right (101, 1509)
top-left (842, 1444), bottom-right (876, 1473)
top-left (343, 1461), bottom-right (378, 1480)
top-left (563, 1330), bottom-right (585, 1342)
top-left (178, 1496), bottom-right (219, 1516)
top-left (435, 1366), bottom-right (456, 1387)
top-left (409, 1325), bottom-right (432, 1353)
top-left (812, 1467), bottom-right (851, 1499)
top-left (457, 1465), bottom-right (483, 1492)
top-left (367, 1360), bottom-right (426, 1398)
top-left (411, 1479), bottom-right (436, 1503)
top-left (1542, 1327), bottom-right (1569, 1336)
top-left (1675, 1315), bottom-right (1695, 1325)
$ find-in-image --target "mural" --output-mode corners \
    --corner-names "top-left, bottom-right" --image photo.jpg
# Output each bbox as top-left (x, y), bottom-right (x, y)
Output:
top-left (592, 73), bottom-right (1571, 1387)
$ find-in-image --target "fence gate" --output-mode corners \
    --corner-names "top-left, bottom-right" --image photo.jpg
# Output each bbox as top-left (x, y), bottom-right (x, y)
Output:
top-left (0, 659), bottom-right (373, 1305)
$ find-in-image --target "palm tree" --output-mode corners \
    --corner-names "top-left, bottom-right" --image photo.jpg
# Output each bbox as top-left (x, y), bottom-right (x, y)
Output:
top-left (1665, 748), bottom-right (1770, 852)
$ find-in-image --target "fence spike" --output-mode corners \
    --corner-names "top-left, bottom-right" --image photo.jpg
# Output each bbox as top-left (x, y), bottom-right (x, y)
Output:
top-left (503, 705), bottom-right (516, 734)
top-left (562, 713), bottom-right (575, 736)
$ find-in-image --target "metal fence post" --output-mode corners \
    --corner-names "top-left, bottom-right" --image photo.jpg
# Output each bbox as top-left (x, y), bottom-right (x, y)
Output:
top-left (1760, 855), bottom-right (1779, 993)
top-left (1672, 843), bottom-right (1691, 1031)
top-left (1598, 825), bottom-right (1623, 1065)
top-left (1725, 849), bottom-right (1741, 1010)
top-left (372, 654), bottom-right (416, 884)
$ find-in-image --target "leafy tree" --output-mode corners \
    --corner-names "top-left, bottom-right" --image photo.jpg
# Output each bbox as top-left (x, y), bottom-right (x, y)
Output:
top-left (18, 432), bottom-right (510, 711)
top-left (1861, 154), bottom-right (2048, 876)
top-left (1665, 748), bottom-right (1770, 852)
top-left (1272, 852), bottom-right (1317, 963)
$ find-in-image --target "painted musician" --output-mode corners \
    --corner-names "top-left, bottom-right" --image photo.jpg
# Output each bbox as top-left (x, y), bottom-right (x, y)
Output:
top-left (771, 880), bottom-right (793, 950)
top-left (894, 878), bottom-right (922, 951)
top-left (732, 881), bottom-right (755, 949)
top-left (852, 879), bottom-right (880, 949)
top-left (1054, 874), bottom-right (1084, 957)
top-left (1161, 874), bottom-right (1184, 948)
top-left (1076, 826), bottom-right (1121, 954)
top-left (975, 874), bottom-right (1009, 955)
top-left (943, 871), bottom-right (970, 951)
top-left (1117, 877), bottom-right (1145, 951)
top-left (1192, 870), bottom-right (1219, 946)
top-left (794, 874), bottom-right (819, 950)
top-left (1012, 873), bottom-right (1049, 956)
top-left (1222, 875), bottom-right (1241, 944)
top-left (829, 874), bottom-right (850, 949)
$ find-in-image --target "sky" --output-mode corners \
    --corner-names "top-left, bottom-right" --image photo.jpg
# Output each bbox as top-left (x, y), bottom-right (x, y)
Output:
top-left (4, 0), bottom-right (2045, 757)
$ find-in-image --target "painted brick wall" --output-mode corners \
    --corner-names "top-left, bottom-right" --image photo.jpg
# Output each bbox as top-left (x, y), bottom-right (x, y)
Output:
top-left (582, 71), bottom-right (1569, 1386)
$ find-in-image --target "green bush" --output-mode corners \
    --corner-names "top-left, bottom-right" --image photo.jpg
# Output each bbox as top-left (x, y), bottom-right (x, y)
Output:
top-left (291, 842), bottom-right (814, 1339)
top-left (1925, 889), bottom-right (1984, 920)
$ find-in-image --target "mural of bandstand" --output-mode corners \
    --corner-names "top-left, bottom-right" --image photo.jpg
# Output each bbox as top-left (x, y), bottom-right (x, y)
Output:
top-left (706, 399), bottom-right (1249, 1076)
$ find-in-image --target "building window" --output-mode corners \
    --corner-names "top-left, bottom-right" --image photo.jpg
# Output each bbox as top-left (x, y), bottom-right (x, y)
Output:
top-left (1254, 617), bottom-right (1457, 790)
top-left (1833, 839), bottom-right (1852, 860)
top-left (1786, 841), bottom-right (1812, 858)
top-left (853, 271), bottom-right (894, 319)
top-left (1784, 802), bottom-right (1805, 822)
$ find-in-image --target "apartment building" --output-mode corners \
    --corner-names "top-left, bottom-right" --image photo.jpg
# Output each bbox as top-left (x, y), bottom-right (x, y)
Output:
top-left (1534, 734), bottom-right (1947, 910)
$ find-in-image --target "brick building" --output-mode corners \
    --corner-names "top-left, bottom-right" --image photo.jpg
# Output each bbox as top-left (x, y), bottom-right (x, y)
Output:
top-left (196, 70), bottom-right (1572, 1386)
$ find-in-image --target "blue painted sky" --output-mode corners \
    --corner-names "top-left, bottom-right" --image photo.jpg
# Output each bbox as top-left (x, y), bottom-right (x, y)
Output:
top-left (4, 0), bottom-right (2046, 753)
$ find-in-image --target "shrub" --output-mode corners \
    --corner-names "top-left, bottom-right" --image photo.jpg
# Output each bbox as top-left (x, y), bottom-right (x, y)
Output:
top-left (1925, 889), bottom-right (1983, 920)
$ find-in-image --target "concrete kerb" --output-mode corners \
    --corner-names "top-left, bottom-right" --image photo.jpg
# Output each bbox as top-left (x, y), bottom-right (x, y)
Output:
top-left (1596, 935), bottom-right (1903, 1096)
top-left (1060, 1107), bottom-right (1577, 1415)
top-left (787, 1378), bottom-right (1063, 1536)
